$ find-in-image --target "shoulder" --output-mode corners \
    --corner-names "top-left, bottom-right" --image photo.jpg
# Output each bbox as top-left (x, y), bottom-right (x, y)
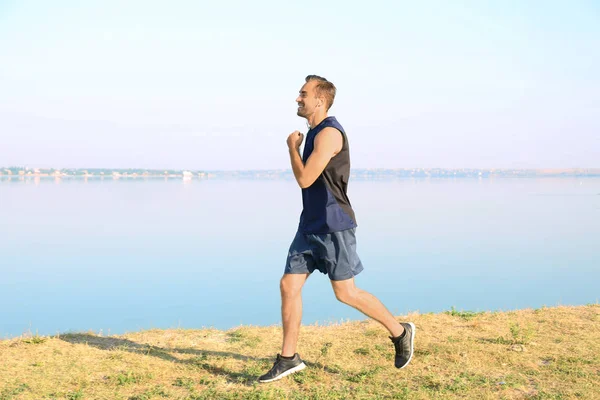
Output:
top-left (315, 127), bottom-right (343, 142)
top-left (319, 126), bottom-right (342, 136)
top-left (322, 116), bottom-right (345, 134)
top-left (314, 127), bottom-right (343, 153)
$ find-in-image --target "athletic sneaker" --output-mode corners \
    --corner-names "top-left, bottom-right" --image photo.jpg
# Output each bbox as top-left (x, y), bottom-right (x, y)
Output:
top-left (258, 353), bottom-right (306, 383)
top-left (390, 322), bottom-right (416, 369)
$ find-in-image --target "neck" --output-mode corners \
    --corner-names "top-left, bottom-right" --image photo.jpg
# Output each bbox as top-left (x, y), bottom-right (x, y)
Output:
top-left (307, 110), bottom-right (328, 129)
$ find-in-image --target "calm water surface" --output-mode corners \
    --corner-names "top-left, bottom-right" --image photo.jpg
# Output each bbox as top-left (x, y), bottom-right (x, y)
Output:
top-left (1, 177), bottom-right (598, 338)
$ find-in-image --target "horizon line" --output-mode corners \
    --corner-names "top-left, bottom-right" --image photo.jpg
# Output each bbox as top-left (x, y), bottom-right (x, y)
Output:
top-left (2, 167), bottom-right (599, 171)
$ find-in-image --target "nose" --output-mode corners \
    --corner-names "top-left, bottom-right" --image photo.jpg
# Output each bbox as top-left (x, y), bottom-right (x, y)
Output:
top-left (296, 95), bottom-right (302, 103)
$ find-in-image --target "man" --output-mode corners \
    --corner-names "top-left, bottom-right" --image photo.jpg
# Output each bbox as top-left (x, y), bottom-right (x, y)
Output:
top-left (258, 75), bottom-right (415, 383)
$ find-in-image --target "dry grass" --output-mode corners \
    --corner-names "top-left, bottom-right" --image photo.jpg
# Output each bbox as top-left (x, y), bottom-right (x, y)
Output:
top-left (1, 305), bottom-right (599, 399)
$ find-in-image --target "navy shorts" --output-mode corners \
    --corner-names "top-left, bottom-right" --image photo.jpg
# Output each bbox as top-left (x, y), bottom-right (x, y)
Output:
top-left (284, 228), bottom-right (364, 281)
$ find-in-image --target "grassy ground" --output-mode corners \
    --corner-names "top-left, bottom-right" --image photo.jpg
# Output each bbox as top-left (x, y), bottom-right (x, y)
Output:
top-left (1, 305), bottom-right (599, 400)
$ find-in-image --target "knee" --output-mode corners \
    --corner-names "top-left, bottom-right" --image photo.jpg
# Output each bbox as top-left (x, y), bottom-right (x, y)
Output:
top-left (334, 286), bottom-right (357, 305)
top-left (280, 277), bottom-right (301, 298)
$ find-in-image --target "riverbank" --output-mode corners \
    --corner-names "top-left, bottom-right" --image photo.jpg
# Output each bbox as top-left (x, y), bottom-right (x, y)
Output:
top-left (1, 305), bottom-right (599, 399)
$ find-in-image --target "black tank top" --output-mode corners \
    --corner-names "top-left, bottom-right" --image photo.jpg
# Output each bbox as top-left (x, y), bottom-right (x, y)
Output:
top-left (298, 116), bottom-right (357, 234)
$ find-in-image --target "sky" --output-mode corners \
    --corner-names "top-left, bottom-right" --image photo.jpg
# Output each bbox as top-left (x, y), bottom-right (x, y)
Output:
top-left (0, 0), bottom-right (598, 170)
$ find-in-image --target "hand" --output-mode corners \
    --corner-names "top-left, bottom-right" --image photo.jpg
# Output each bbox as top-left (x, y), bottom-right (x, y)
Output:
top-left (287, 130), bottom-right (304, 150)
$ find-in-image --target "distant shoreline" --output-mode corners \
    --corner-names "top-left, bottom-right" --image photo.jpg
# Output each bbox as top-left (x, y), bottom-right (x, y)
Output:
top-left (2, 167), bottom-right (600, 180)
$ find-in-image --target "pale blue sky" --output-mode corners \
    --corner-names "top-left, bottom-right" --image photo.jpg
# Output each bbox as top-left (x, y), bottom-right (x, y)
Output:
top-left (1, 0), bottom-right (598, 170)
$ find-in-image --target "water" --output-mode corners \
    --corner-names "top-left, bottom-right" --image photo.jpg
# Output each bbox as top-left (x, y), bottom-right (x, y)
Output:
top-left (1, 176), bottom-right (599, 338)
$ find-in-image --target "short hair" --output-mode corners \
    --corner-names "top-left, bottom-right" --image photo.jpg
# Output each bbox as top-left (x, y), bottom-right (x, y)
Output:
top-left (305, 75), bottom-right (336, 111)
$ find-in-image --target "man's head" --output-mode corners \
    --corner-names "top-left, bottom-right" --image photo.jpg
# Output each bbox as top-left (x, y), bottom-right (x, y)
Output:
top-left (296, 75), bottom-right (336, 118)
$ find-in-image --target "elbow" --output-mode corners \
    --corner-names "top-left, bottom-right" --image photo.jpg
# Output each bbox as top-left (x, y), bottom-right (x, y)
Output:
top-left (298, 176), bottom-right (315, 189)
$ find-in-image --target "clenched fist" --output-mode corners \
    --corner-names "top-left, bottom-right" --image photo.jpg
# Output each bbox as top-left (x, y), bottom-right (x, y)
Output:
top-left (287, 130), bottom-right (304, 150)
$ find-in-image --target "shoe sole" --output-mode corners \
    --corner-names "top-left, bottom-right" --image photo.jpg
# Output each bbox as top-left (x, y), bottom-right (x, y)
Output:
top-left (398, 322), bottom-right (416, 369)
top-left (258, 362), bottom-right (306, 383)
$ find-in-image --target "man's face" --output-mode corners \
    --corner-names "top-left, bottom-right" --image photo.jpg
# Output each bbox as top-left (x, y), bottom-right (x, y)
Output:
top-left (296, 80), bottom-right (320, 118)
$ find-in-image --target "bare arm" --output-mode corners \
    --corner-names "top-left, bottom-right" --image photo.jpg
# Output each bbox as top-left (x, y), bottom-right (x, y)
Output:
top-left (287, 127), bottom-right (343, 189)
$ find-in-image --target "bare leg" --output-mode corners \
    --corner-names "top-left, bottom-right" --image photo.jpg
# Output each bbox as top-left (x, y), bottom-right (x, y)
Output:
top-left (280, 273), bottom-right (309, 356)
top-left (331, 277), bottom-right (404, 338)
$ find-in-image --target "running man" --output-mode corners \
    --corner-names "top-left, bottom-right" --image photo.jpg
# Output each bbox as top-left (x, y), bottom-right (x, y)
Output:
top-left (259, 75), bottom-right (415, 383)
